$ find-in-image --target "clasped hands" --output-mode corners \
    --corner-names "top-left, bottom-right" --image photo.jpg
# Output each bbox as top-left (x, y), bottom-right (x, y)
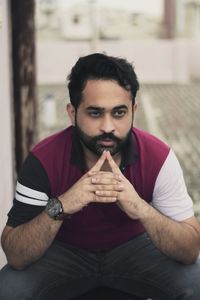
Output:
top-left (59, 150), bottom-right (143, 219)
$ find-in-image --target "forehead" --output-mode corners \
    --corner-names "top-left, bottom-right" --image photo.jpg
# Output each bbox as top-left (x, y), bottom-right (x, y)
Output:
top-left (81, 79), bottom-right (132, 109)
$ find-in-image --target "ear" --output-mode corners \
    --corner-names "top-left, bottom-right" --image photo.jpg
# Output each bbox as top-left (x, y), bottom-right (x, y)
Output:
top-left (66, 103), bottom-right (76, 126)
top-left (133, 102), bottom-right (138, 112)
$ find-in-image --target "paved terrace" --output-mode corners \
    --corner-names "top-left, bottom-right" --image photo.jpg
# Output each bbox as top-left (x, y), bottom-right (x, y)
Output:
top-left (38, 83), bottom-right (200, 220)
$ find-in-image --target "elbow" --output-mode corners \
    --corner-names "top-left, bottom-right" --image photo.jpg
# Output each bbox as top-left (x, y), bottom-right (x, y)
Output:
top-left (6, 255), bottom-right (22, 270)
top-left (1, 230), bottom-right (25, 270)
top-left (185, 246), bottom-right (200, 265)
top-left (178, 251), bottom-right (200, 265)
top-left (6, 256), bottom-right (28, 271)
top-left (181, 258), bottom-right (197, 265)
top-left (1, 226), bottom-right (29, 270)
top-left (185, 256), bottom-right (199, 265)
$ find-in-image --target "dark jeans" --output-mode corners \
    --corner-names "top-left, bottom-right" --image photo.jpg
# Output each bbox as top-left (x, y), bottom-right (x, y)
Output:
top-left (0, 233), bottom-right (200, 300)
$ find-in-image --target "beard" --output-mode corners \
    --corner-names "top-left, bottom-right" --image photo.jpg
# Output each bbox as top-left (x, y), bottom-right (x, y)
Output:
top-left (74, 121), bottom-right (132, 157)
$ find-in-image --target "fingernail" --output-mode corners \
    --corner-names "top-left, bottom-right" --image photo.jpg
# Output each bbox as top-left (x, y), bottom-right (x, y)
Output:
top-left (96, 191), bottom-right (101, 195)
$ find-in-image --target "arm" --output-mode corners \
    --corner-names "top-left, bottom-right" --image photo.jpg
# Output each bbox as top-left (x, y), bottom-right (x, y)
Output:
top-left (137, 201), bottom-right (200, 264)
top-left (96, 151), bottom-right (200, 264)
top-left (1, 213), bottom-right (63, 270)
top-left (1, 154), bottom-right (63, 270)
top-left (1, 151), bottom-right (121, 270)
top-left (138, 149), bottom-right (200, 264)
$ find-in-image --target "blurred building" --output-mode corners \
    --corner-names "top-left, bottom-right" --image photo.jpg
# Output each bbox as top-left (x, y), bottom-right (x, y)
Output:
top-left (176, 0), bottom-right (200, 38)
top-left (36, 0), bottom-right (61, 39)
top-left (36, 0), bottom-right (162, 40)
top-left (36, 0), bottom-right (200, 40)
top-left (163, 0), bottom-right (200, 38)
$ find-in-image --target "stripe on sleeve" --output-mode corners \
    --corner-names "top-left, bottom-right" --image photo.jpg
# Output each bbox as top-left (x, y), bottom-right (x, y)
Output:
top-left (15, 193), bottom-right (48, 206)
top-left (16, 181), bottom-right (49, 200)
top-left (15, 181), bottom-right (49, 206)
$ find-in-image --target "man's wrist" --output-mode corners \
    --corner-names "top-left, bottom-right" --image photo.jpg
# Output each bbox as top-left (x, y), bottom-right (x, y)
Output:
top-left (137, 199), bottom-right (153, 221)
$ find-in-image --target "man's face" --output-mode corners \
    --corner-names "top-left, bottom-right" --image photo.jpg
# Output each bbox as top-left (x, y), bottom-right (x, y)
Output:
top-left (71, 80), bottom-right (136, 156)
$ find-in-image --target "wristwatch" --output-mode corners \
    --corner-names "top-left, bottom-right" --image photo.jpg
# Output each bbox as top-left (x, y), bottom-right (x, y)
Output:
top-left (45, 197), bottom-right (64, 220)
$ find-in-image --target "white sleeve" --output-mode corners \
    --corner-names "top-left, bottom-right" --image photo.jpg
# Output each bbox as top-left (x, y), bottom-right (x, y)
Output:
top-left (152, 149), bottom-right (194, 221)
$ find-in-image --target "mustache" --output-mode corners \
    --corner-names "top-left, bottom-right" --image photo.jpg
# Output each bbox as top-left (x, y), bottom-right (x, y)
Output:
top-left (92, 132), bottom-right (120, 142)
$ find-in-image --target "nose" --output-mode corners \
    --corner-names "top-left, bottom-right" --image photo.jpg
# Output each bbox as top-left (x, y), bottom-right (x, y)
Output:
top-left (100, 115), bottom-right (115, 133)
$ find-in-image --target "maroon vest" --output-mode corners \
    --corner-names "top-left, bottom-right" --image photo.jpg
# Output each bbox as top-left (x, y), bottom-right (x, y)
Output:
top-left (32, 126), bottom-right (170, 251)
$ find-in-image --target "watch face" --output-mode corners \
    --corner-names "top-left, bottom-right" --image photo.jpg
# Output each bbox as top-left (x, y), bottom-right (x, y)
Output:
top-left (46, 198), bottom-right (63, 218)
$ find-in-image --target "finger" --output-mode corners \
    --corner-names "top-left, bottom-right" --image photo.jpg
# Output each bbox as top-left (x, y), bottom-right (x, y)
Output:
top-left (88, 151), bottom-right (107, 175)
top-left (106, 151), bottom-right (123, 176)
top-left (90, 183), bottom-right (124, 192)
top-left (93, 195), bottom-right (117, 203)
top-left (90, 172), bottom-right (122, 182)
top-left (95, 190), bottom-right (118, 197)
top-left (88, 172), bottom-right (122, 182)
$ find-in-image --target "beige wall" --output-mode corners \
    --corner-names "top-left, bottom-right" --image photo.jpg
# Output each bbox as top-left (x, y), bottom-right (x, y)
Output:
top-left (36, 39), bottom-right (200, 85)
top-left (0, 0), bottom-right (14, 268)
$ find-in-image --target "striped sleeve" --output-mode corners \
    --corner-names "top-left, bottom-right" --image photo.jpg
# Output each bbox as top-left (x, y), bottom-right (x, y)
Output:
top-left (7, 153), bottom-right (51, 227)
top-left (15, 181), bottom-right (48, 206)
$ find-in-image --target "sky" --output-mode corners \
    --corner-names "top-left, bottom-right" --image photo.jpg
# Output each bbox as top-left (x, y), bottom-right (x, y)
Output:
top-left (60, 0), bottom-right (164, 16)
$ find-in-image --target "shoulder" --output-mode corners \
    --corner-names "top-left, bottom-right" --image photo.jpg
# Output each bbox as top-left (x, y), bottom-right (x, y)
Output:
top-left (132, 127), bottom-right (170, 161)
top-left (30, 126), bottom-right (75, 195)
top-left (30, 126), bottom-right (74, 168)
top-left (32, 126), bottom-right (73, 156)
top-left (131, 128), bottom-right (171, 197)
top-left (133, 127), bottom-right (169, 150)
top-left (152, 149), bottom-right (194, 221)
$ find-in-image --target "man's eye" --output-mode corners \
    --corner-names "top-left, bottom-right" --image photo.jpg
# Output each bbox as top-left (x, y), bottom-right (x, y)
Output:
top-left (88, 111), bottom-right (101, 117)
top-left (113, 110), bottom-right (126, 118)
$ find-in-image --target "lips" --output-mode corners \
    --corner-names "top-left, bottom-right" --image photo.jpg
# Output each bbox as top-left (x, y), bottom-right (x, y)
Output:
top-left (98, 139), bottom-right (114, 146)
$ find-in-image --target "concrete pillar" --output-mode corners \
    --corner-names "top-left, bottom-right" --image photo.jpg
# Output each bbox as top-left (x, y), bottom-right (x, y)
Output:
top-left (163, 0), bottom-right (176, 38)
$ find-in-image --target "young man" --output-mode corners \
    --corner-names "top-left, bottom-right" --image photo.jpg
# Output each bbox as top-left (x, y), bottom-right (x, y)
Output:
top-left (0, 53), bottom-right (200, 300)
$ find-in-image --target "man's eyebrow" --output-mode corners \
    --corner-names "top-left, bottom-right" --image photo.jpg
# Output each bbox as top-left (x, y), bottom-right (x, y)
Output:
top-left (86, 105), bottom-right (128, 111)
top-left (86, 106), bottom-right (104, 111)
top-left (112, 105), bottom-right (128, 110)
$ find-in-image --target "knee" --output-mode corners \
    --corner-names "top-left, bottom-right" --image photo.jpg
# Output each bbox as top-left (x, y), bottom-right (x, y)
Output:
top-left (174, 260), bottom-right (200, 299)
top-left (0, 265), bottom-right (35, 300)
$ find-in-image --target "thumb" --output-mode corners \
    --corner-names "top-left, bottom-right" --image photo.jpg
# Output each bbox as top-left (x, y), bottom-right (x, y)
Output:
top-left (88, 150), bottom-right (107, 175)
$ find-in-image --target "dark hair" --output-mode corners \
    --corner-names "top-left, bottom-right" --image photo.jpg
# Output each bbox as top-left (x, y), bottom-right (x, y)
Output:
top-left (67, 53), bottom-right (139, 110)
